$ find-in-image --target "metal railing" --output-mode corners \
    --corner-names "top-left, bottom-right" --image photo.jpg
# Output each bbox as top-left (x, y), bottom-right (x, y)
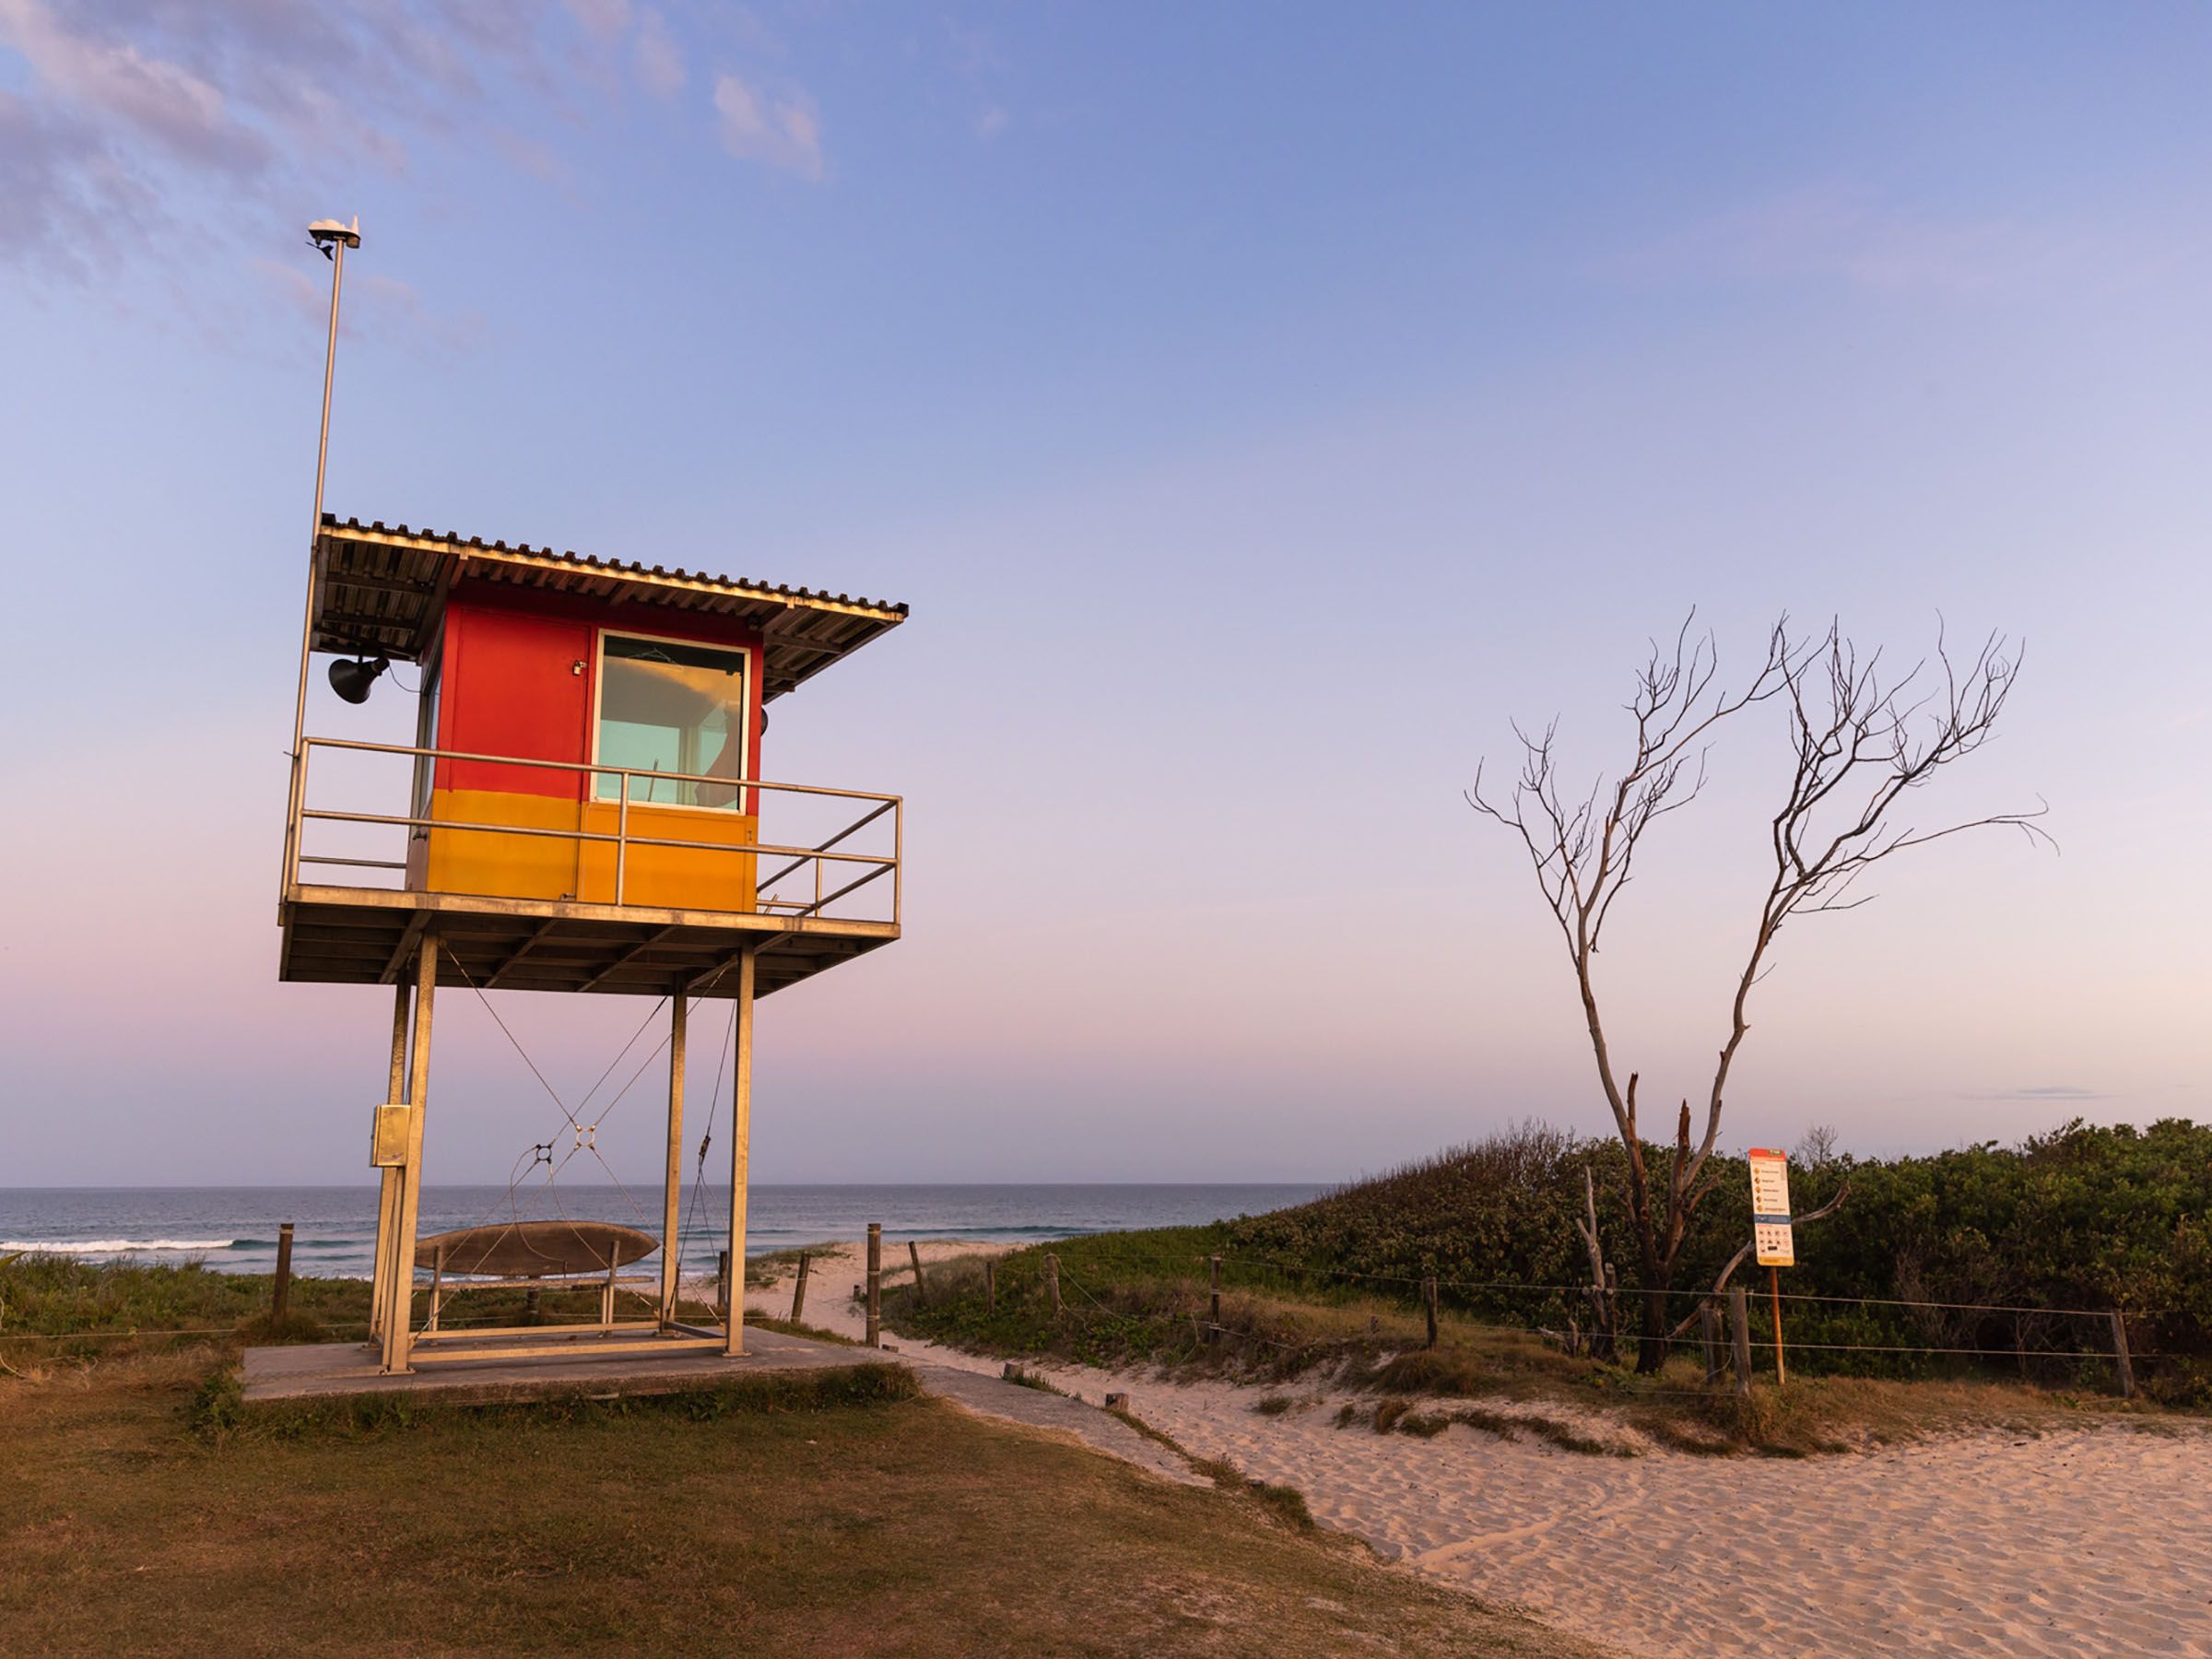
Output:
top-left (287, 736), bottom-right (900, 925)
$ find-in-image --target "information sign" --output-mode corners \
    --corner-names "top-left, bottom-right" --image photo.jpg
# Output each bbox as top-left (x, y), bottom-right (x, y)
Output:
top-left (1748, 1147), bottom-right (1794, 1267)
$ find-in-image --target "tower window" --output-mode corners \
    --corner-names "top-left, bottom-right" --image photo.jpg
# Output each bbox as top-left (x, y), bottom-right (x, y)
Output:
top-left (594, 632), bottom-right (749, 809)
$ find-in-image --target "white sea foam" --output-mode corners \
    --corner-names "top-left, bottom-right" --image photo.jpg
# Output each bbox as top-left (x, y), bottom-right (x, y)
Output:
top-left (0, 1239), bottom-right (236, 1254)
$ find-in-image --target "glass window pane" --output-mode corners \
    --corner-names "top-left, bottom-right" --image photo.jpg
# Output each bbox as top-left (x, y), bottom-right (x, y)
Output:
top-left (594, 634), bottom-right (748, 809)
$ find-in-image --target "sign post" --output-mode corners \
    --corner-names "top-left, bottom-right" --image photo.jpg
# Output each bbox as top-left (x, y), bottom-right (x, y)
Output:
top-left (1747, 1147), bottom-right (1794, 1386)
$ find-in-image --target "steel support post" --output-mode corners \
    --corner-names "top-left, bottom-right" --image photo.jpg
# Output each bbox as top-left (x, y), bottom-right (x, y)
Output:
top-left (723, 947), bottom-right (758, 1357)
top-left (381, 930), bottom-right (438, 1373)
top-left (367, 978), bottom-right (410, 1341)
top-left (659, 994), bottom-right (687, 1328)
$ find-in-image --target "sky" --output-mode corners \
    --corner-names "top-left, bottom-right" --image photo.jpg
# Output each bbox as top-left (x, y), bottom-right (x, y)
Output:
top-left (3, 3), bottom-right (2209, 1186)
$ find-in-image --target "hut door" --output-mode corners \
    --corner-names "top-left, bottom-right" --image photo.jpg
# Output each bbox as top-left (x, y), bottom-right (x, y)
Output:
top-left (429, 606), bottom-right (594, 900)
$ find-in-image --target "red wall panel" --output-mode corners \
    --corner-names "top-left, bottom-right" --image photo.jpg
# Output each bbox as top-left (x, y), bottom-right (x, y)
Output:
top-left (435, 601), bottom-right (594, 799)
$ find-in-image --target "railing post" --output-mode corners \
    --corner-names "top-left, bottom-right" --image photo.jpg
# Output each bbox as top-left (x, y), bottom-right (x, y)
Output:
top-left (2111, 1311), bottom-right (2136, 1400)
top-left (866, 1223), bottom-right (882, 1347)
top-left (615, 771), bottom-right (629, 906)
top-left (271, 1222), bottom-right (295, 1324)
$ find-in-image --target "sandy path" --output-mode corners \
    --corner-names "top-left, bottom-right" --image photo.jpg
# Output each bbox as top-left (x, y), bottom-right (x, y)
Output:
top-left (739, 1240), bottom-right (1200, 1488)
top-left (739, 1237), bottom-right (1015, 1380)
top-left (748, 1241), bottom-right (2212, 1659)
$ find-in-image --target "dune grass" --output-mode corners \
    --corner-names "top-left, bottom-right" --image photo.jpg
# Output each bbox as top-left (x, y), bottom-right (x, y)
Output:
top-left (743, 1240), bottom-right (844, 1289)
top-left (881, 1239), bottom-right (2165, 1456)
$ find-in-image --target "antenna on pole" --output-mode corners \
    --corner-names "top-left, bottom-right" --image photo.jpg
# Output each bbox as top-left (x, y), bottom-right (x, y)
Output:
top-left (304, 217), bottom-right (360, 540)
top-left (280, 215), bottom-right (364, 914)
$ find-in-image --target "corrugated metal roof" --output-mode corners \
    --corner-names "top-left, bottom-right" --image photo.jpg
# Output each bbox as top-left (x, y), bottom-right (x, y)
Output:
top-left (312, 515), bottom-right (908, 700)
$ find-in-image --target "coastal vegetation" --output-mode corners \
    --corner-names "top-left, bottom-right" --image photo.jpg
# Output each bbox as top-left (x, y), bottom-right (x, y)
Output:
top-left (879, 1119), bottom-right (2211, 1447)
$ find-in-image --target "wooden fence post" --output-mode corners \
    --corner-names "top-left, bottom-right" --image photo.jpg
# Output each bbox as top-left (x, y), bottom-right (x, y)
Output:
top-left (271, 1222), bottom-right (294, 1324)
top-left (1727, 1285), bottom-right (1753, 1400)
top-left (1422, 1276), bottom-right (1439, 1349)
top-left (790, 1252), bottom-right (810, 1324)
top-left (2111, 1310), bottom-right (2136, 1400)
top-left (865, 1224), bottom-right (881, 1347)
top-left (1207, 1254), bottom-right (1222, 1346)
top-left (1045, 1253), bottom-right (1063, 1319)
top-left (908, 1240), bottom-right (928, 1306)
top-left (1699, 1302), bottom-right (1722, 1382)
top-left (984, 1257), bottom-right (997, 1315)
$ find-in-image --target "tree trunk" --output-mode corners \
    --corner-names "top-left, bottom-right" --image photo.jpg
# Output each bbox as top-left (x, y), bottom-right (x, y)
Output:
top-left (1635, 1279), bottom-right (1672, 1374)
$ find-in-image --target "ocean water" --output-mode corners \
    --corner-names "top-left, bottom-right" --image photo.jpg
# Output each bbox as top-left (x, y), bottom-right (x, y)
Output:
top-left (0, 1184), bottom-right (1324, 1280)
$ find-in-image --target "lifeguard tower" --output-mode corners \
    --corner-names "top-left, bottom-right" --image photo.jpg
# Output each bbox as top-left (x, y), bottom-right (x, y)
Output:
top-left (277, 223), bottom-right (904, 1374)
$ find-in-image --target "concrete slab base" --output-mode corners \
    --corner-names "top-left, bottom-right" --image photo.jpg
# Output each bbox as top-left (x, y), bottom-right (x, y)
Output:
top-left (241, 1325), bottom-right (1206, 1487)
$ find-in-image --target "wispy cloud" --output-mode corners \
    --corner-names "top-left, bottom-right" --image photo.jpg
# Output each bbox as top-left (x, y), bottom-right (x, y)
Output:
top-left (1603, 183), bottom-right (2140, 298)
top-left (633, 7), bottom-right (684, 100)
top-left (0, 0), bottom-right (784, 333)
top-left (0, 0), bottom-right (578, 318)
top-left (712, 70), bottom-right (822, 180)
top-left (247, 258), bottom-right (484, 358)
top-left (565, 0), bottom-right (631, 42)
top-left (1961, 1084), bottom-right (2110, 1103)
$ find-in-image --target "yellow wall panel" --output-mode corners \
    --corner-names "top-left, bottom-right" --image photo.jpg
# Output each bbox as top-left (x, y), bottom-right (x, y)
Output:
top-left (578, 800), bottom-right (757, 912)
top-left (420, 788), bottom-right (758, 913)
top-left (424, 789), bottom-right (583, 901)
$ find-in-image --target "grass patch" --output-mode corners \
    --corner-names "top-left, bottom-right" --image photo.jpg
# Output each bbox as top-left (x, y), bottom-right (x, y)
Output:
top-left (1248, 1480), bottom-right (1316, 1530)
top-left (746, 1314), bottom-right (861, 1347)
top-left (1252, 1393), bottom-right (1294, 1417)
top-left (1, 1334), bottom-right (1600, 1656)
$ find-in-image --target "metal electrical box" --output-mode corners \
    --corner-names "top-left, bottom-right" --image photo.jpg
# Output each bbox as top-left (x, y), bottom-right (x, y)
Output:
top-left (371, 1101), bottom-right (413, 1167)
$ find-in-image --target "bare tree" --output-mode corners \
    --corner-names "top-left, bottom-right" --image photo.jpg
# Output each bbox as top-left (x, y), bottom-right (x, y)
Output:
top-left (1470, 615), bottom-right (2049, 1372)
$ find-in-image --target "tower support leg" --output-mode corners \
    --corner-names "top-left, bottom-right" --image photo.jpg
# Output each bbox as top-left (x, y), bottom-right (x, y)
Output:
top-left (380, 929), bottom-right (438, 1374)
top-left (659, 993), bottom-right (687, 1329)
top-left (367, 978), bottom-right (411, 1342)
top-left (724, 947), bottom-right (758, 1357)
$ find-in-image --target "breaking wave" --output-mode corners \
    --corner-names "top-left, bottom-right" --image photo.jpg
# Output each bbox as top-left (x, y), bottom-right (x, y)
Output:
top-left (0, 1239), bottom-right (237, 1255)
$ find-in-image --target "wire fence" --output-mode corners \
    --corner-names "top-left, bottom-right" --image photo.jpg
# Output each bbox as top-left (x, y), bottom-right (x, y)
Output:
top-left (6, 1224), bottom-right (2196, 1404)
top-left (866, 1236), bottom-right (2188, 1395)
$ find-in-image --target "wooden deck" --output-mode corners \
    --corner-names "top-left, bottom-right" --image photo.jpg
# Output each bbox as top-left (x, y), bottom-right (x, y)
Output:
top-left (241, 1324), bottom-right (891, 1407)
top-left (278, 885), bottom-right (897, 997)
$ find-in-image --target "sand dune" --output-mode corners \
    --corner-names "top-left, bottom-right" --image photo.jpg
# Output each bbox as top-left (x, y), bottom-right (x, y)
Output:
top-left (749, 1241), bottom-right (2212, 1659)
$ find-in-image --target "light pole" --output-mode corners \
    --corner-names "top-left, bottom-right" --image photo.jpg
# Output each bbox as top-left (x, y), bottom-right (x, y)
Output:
top-left (280, 217), bottom-right (361, 912)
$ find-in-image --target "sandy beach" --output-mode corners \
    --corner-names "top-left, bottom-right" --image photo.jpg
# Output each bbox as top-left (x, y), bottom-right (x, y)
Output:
top-left (750, 1241), bottom-right (2212, 1659)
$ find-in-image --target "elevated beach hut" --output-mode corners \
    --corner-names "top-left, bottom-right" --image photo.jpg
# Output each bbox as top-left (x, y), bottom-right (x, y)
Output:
top-left (277, 516), bottom-right (906, 1372)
